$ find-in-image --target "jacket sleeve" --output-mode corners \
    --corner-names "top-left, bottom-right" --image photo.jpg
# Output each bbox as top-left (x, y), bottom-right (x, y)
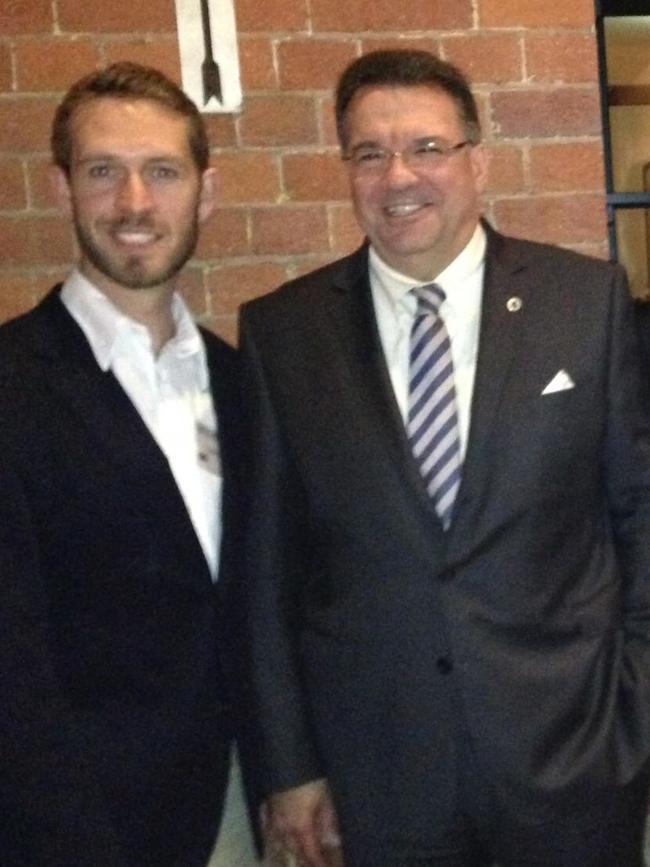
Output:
top-left (604, 266), bottom-right (650, 773)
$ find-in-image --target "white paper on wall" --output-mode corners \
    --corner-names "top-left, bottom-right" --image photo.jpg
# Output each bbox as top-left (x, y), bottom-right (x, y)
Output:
top-left (174, 0), bottom-right (242, 113)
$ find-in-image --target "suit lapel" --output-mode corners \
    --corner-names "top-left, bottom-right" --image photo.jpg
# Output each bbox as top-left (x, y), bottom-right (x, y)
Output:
top-left (324, 248), bottom-right (447, 532)
top-left (28, 288), bottom-right (212, 584)
top-left (449, 227), bottom-right (530, 543)
top-left (202, 329), bottom-right (240, 590)
top-left (323, 231), bottom-right (537, 548)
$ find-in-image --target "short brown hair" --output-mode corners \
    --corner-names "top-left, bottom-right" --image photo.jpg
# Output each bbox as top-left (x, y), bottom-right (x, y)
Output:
top-left (335, 50), bottom-right (481, 149)
top-left (51, 62), bottom-right (209, 174)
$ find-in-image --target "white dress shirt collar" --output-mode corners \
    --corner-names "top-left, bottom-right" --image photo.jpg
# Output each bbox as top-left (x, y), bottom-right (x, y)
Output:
top-left (60, 269), bottom-right (208, 391)
top-left (368, 223), bottom-right (487, 457)
top-left (368, 222), bottom-right (487, 314)
top-left (60, 269), bottom-right (221, 581)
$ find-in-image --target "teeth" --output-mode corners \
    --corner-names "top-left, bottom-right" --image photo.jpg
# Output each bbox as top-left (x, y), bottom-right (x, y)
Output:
top-left (385, 203), bottom-right (423, 216)
top-left (113, 231), bottom-right (156, 245)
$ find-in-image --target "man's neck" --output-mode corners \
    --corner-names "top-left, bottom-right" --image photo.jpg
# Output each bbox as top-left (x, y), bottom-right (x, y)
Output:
top-left (79, 267), bottom-right (177, 355)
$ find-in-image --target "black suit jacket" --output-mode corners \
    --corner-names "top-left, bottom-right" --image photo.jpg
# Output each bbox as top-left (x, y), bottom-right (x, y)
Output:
top-left (0, 287), bottom-right (242, 867)
top-left (239, 226), bottom-right (650, 847)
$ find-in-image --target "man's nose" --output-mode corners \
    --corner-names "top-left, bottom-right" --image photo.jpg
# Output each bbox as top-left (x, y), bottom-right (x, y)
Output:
top-left (382, 152), bottom-right (419, 184)
top-left (116, 171), bottom-right (154, 212)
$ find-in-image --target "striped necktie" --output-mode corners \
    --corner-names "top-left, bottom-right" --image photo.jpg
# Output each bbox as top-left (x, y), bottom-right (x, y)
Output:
top-left (407, 283), bottom-right (462, 530)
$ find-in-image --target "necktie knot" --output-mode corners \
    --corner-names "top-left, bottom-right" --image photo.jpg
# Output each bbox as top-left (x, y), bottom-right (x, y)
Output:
top-left (413, 283), bottom-right (445, 317)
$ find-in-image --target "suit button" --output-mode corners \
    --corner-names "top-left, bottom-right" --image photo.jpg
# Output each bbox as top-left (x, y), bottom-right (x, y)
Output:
top-left (436, 656), bottom-right (453, 674)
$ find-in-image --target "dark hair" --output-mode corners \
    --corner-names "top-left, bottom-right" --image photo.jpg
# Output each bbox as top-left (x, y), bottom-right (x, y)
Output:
top-left (335, 49), bottom-right (481, 149)
top-left (51, 61), bottom-right (209, 174)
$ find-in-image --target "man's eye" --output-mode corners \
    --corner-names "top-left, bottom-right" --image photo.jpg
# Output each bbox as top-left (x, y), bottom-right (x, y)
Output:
top-left (87, 164), bottom-right (114, 178)
top-left (416, 142), bottom-right (443, 156)
top-left (149, 165), bottom-right (180, 180)
top-left (356, 150), bottom-right (383, 163)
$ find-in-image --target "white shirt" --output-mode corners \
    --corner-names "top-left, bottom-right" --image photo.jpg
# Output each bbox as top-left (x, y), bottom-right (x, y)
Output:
top-left (61, 270), bottom-right (222, 580)
top-left (369, 223), bottom-right (486, 458)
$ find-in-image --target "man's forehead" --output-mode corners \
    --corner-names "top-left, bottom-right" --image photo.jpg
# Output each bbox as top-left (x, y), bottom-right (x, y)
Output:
top-left (349, 82), bottom-right (453, 107)
top-left (69, 97), bottom-right (192, 157)
top-left (345, 85), bottom-right (464, 138)
top-left (71, 96), bottom-right (186, 134)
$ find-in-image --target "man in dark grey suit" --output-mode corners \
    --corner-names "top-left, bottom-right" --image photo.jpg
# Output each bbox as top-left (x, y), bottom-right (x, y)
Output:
top-left (0, 62), bottom-right (250, 866)
top-left (239, 50), bottom-right (650, 867)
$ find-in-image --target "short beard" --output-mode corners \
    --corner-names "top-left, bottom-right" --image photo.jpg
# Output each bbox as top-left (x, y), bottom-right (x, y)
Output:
top-left (73, 213), bottom-right (200, 290)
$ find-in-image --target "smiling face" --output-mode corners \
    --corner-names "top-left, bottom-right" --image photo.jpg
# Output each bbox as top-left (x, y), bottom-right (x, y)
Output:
top-left (51, 97), bottom-right (216, 302)
top-left (343, 85), bottom-right (489, 281)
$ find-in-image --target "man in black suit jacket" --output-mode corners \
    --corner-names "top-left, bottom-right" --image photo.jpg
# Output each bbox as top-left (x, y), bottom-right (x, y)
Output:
top-left (239, 50), bottom-right (650, 867)
top-left (0, 63), bottom-right (249, 866)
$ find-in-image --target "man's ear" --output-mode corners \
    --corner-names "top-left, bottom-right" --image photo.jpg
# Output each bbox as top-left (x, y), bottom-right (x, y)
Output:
top-left (198, 166), bottom-right (219, 224)
top-left (48, 164), bottom-right (74, 217)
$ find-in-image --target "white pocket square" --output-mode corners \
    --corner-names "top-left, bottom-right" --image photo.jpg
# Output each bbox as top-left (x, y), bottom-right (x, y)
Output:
top-left (541, 369), bottom-right (575, 395)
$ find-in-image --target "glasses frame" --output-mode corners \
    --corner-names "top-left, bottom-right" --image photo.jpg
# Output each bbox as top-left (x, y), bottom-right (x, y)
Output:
top-left (341, 137), bottom-right (473, 175)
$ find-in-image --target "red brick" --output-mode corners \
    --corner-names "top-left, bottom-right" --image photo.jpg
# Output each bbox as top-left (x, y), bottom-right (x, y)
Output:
top-left (15, 40), bottom-right (100, 92)
top-left (239, 38), bottom-right (277, 91)
top-left (205, 114), bottom-right (238, 150)
top-left (34, 271), bottom-right (68, 299)
top-left (525, 34), bottom-right (598, 84)
top-left (0, 160), bottom-right (26, 209)
top-left (235, 0), bottom-right (309, 31)
top-left (484, 145), bottom-right (524, 194)
top-left (443, 34), bottom-right (523, 85)
top-left (57, 0), bottom-right (175, 33)
top-left (278, 40), bottom-right (358, 91)
top-left (529, 142), bottom-right (604, 193)
top-left (284, 152), bottom-right (349, 202)
top-left (574, 242), bottom-right (609, 262)
top-left (361, 37), bottom-right (440, 56)
top-left (0, 215), bottom-right (73, 265)
top-left (493, 195), bottom-right (606, 247)
top-left (26, 158), bottom-right (54, 208)
top-left (252, 206), bottom-right (329, 255)
top-left (206, 262), bottom-right (288, 314)
top-left (321, 96), bottom-right (339, 147)
top-left (479, 0), bottom-right (594, 28)
top-left (177, 266), bottom-right (207, 316)
top-left (217, 152), bottom-right (281, 204)
top-left (290, 254), bottom-right (341, 278)
top-left (312, 0), bottom-right (472, 31)
top-left (207, 315), bottom-right (237, 347)
top-left (0, 43), bottom-right (12, 91)
top-left (195, 207), bottom-right (249, 259)
top-left (0, 98), bottom-right (56, 153)
top-left (0, 0), bottom-right (52, 35)
top-left (0, 273), bottom-right (38, 320)
top-left (240, 95), bottom-right (319, 147)
top-left (491, 88), bottom-right (601, 138)
top-left (330, 203), bottom-right (364, 255)
top-left (103, 39), bottom-right (181, 82)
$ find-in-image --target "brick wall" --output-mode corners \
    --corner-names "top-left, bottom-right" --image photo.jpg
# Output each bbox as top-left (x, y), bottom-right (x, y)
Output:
top-left (0, 0), bottom-right (604, 341)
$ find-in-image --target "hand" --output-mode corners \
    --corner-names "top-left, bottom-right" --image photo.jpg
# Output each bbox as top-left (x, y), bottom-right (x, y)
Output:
top-left (263, 778), bottom-right (343, 867)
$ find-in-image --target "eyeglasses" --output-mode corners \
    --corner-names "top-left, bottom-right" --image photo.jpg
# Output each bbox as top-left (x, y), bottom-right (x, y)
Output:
top-left (342, 138), bottom-right (472, 175)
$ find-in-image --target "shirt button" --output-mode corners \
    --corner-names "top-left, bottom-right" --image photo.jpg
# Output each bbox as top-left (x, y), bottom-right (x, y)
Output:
top-left (436, 656), bottom-right (453, 674)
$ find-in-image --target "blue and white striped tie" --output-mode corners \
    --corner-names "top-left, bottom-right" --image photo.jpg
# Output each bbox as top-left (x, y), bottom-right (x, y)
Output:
top-left (408, 284), bottom-right (462, 530)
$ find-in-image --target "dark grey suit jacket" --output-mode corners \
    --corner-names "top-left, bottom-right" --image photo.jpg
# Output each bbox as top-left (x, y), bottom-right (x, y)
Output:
top-left (0, 287), bottom-right (243, 867)
top-left (239, 225), bottom-right (650, 847)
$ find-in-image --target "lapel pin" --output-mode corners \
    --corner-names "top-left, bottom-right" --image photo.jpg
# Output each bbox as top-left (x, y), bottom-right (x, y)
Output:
top-left (506, 296), bottom-right (523, 312)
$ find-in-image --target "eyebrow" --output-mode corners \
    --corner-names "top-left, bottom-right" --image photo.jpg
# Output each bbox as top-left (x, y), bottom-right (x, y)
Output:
top-left (75, 154), bottom-right (186, 167)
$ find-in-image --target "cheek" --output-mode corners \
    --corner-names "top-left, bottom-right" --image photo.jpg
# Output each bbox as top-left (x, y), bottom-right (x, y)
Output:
top-left (351, 184), bottom-right (381, 218)
top-left (74, 193), bottom-right (118, 222)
